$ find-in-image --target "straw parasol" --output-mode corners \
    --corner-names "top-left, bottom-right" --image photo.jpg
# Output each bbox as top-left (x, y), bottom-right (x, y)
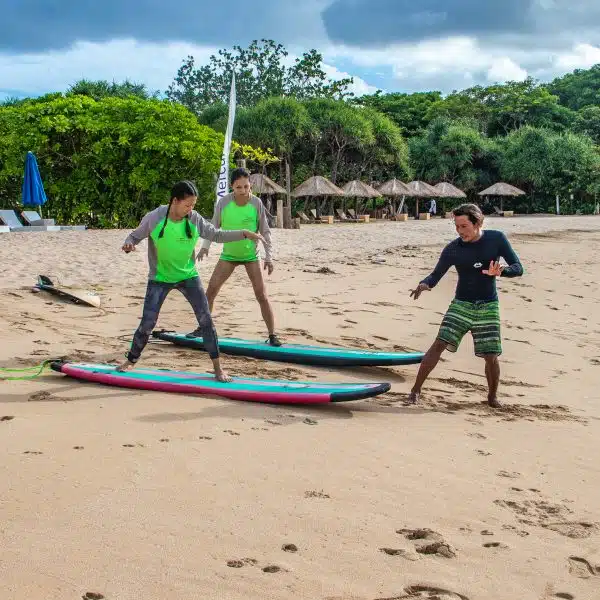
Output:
top-left (342, 180), bottom-right (380, 198)
top-left (405, 180), bottom-right (441, 216)
top-left (292, 175), bottom-right (345, 197)
top-left (377, 179), bottom-right (412, 196)
top-left (406, 180), bottom-right (441, 197)
top-left (434, 182), bottom-right (467, 198)
top-left (478, 182), bottom-right (526, 197)
top-left (478, 182), bottom-right (525, 212)
top-left (342, 180), bottom-right (381, 217)
top-left (250, 173), bottom-right (286, 195)
top-left (292, 175), bottom-right (346, 218)
top-left (376, 179), bottom-right (412, 217)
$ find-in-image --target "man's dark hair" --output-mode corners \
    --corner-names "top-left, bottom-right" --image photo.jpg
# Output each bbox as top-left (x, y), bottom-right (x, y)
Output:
top-left (452, 203), bottom-right (484, 226)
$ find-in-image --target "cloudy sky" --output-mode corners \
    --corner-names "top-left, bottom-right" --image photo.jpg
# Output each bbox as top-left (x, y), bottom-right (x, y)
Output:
top-left (1, 0), bottom-right (599, 101)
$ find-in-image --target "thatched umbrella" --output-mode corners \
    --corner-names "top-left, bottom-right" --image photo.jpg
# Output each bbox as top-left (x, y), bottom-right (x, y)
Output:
top-left (478, 182), bottom-right (525, 212)
top-left (378, 178), bottom-right (412, 196)
top-left (377, 179), bottom-right (412, 217)
top-left (434, 182), bottom-right (467, 216)
top-left (292, 175), bottom-right (346, 217)
top-left (342, 180), bottom-right (380, 217)
top-left (434, 182), bottom-right (467, 199)
top-left (250, 173), bottom-right (287, 220)
top-left (405, 180), bottom-right (441, 217)
top-left (250, 173), bottom-right (286, 195)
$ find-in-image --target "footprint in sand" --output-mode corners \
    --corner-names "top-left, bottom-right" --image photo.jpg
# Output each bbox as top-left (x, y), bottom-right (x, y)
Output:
top-left (82, 593), bottom-right (105, 600)
top-left (198, 436), bottom-right (213, 440)
top-left (497, 470), bottom-right (521, 479)
top-left (1, 416), bottom-right (15, 422)
top-left (282, 543), bottom-right (298, 553)
top-left (227, 558), bottom-right (258, 568)
top-left (73, 446), bottom-right (84, 450)
top-left (376, 585), bottom-right (470, 599)
top-left (223, 430), bottom-right (240, 436)
top-left (305, 490), bottom-right (330, 499)
top-left (379, 547), bottom-right (419, 561)
top-left (23, 450), bottom-right (43, 455)
top-left (159, 438), bottom-right (169, 443)
top-left (483, 542), bottom-right (509, 549)
top-left (262, 565), bottom-right (283, 573)
top-left (476, 450), bottom-right (492, 456)
top-left (396, 528), bottom-right (457, 559)
top-left (568, 555), bottom-right (599, 578)
top-left (553, 594), bottom-right (575, 600)
top-left (28, 391), bottom-right (55, 402)
top-left (544, 521), bottom-right (598, 539)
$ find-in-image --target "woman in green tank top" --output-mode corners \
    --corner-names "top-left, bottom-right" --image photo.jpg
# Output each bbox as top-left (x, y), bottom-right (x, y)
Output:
top-left (198, 168), bottom-right (281, 346)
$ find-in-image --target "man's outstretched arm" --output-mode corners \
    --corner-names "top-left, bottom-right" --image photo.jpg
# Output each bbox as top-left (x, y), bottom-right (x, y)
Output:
top-left (498, 233), bottom-right (524, 278)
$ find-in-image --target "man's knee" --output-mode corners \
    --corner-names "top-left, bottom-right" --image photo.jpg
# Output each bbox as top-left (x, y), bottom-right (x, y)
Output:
top-left (431, 338), bottom-right (448, 353)
top-left (483, 354), bottom-right (499, 365)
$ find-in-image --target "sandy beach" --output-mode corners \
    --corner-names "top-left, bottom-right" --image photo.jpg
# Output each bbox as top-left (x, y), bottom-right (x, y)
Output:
top-left (1, 215), bottom-right (599, 600)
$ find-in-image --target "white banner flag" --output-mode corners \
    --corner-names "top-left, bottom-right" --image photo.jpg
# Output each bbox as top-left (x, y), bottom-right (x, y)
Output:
top-left (215, 72), bottom-right (237, 204)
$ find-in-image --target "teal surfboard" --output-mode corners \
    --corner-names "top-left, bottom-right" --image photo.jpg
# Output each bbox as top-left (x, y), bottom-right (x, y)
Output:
top-left (50, 361), bottom-right (391, 404)
top-left (152, 330), bottom-right (424, 367)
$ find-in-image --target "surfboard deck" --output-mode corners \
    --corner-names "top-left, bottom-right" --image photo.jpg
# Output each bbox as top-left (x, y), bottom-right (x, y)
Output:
top-left (35, 275), bottom-right (101, 308)
top-left (152, 330), bottom-right (424, 367)
top-left (50, 361), bottom-right (391, 404)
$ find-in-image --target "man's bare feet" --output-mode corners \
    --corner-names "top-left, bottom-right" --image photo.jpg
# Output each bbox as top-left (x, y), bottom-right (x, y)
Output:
top-left (116, 360), bottom-right (134, 372)
top-left (487, 396), bottom-right (502, 408)
top-left (407, 391), bottom-right (420, 405)
top-left (215, 369), bottom-right (232, 383)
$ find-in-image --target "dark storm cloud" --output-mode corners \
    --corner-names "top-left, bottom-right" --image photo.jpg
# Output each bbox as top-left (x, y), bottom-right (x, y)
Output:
top-left (322, 0), bottom-right (530, 46)
top-left (322, 0), bottom-right (600, 48)
top-left (0, 0), bottom-right (297, 52)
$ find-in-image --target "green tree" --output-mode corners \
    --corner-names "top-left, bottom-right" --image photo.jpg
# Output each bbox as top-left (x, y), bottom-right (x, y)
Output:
top-left (547, 64), bottom-right (600, 110)
top-left (499, 126), bottom-right (600, 212)
top-left (344, 106), bottom-right (411, 182)
top-left (430, 78), bottom-right (572, 136)
top-left (573, 105), bottom-right (600, 145)
top-left (166, 39), bottom-right (354, 114)
top-left (303, 98), bottom-right (374, 183)
top-left (409, 118), bottom-right (496, 192)
top-left (0, 95), bottom-right (257, 226)
top-left (354, 91), bottom-right (442, 137)
top-left (67, 79), bottom-right (156, 100)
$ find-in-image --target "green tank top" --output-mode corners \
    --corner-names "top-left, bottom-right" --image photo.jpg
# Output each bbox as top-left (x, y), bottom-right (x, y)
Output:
top-left (149, 217), bottom-right (199, 283)
top-left (219, 201), bottom-right (259, 262)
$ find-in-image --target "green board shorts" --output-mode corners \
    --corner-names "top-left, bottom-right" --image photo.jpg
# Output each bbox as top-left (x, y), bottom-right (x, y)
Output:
top-left (437, 299), bottom-right (502, 357)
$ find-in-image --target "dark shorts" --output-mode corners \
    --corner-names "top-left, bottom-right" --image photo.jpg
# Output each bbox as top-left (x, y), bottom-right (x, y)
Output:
top-left (437, 299), bottom-right (502, 357)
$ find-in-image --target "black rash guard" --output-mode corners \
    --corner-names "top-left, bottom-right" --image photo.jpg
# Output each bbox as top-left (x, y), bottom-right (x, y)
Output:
top-left (420, 230), bottom-right (523, 302)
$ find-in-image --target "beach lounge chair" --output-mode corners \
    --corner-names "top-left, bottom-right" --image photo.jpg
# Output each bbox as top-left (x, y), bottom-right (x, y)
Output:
top-left (0, 209), bottom-right (60, 232)
top-left (335, 208), bottom-right (359, 222)
top-left (21, 210), bottom-right (86, 231)
top-left (297, 211), bottom-right (313, 224)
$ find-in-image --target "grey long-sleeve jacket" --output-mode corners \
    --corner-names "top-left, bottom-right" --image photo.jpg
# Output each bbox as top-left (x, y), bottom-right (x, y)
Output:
top-left (123, 205), bottom-right (246, 280)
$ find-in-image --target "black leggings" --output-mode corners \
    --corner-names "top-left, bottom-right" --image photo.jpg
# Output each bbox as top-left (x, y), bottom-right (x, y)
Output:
top-left (127, 277), bottom-right (219, 363)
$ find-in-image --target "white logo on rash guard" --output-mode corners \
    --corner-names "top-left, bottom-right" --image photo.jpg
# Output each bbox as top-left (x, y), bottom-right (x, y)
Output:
top-left (474, 262), bottom-right (483, 268)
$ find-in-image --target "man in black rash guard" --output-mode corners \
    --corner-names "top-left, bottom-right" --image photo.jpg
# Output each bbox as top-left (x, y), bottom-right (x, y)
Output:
top-left (409, 203), bottom-right (524, 408)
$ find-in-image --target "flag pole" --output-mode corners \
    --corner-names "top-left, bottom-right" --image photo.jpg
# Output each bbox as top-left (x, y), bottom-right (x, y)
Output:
top-left (215, 72), bottom-right (237, 205)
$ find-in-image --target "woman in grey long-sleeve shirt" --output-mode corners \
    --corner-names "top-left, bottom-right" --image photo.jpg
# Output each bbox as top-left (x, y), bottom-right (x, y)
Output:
top-left (118, 180), bottom-right (265, 380)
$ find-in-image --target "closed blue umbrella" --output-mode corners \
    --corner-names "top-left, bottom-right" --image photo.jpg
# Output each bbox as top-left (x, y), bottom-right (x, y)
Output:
top-left (22, 151), bottom-right (48, 217)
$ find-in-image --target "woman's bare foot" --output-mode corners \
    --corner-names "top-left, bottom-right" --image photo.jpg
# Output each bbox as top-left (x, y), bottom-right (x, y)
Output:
top-left (116, 360), bottom-right (134, 372)
top-left (214, 369), bottom-right (232, 383)
top-left (487, 396), bottom-right (502, 408)
top-left (407, 391), bottom-right (420, 404)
